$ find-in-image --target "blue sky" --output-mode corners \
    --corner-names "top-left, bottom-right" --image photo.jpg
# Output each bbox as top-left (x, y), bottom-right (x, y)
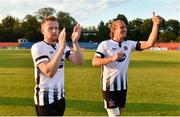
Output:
top-left (0, 0), bottom-right (179, 27)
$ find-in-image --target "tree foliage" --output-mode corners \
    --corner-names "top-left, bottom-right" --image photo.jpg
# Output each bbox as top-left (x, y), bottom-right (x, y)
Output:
top-left (21, 15), bottom-right (42, 42)
top-left (96, 21), bottom-right (110, 42)
top-left (113, 14), bottom-right (129, 26)
top-left (140, 19), bottom-right (153, 41)
top-left (128, 18), bottom-right (143, 41)
top-left (159, 19), bottom-right (180, 42)
top-left (56, 11), bottom-right (76, 41)
top-left (0, 7), bottom-right (179, 42)
top-left (0, 16), bottom-right (21, 42)
top-left (35, 7), bottom-right (56, 21)
top-left (159, 32), bottom-right (177, 42)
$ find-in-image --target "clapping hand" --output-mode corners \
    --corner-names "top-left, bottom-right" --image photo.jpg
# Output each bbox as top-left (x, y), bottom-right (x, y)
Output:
top-left (71, 23), bottom-right (81, 43)
top-left (58, 28), bottom-right (66, 49)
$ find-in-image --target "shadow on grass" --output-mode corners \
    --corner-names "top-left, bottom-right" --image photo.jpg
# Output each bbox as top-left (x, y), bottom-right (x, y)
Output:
top-left (126, 102), bottom-right (180, 112)
top-left (0, 97), bottom-right (33, 106)
top-left (130, 60), bottom-right (180, 68)
top-left (66, 99), bottom-right (105, 112)
top-left (1, 58), bottom-right (178, 68)
top-left (0, 73), bottom-right (20, 76)
top-left (0, 58), bottom-right (33, 68)
top-left (0, 97), bottom-right (180, 113)
top-left (67, 99), bottom-right (180, 113)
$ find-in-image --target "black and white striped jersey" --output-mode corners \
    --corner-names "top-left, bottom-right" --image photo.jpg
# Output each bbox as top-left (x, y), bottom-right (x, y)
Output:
top-left (31, 41), bottom-right (71, 106)
top-left (95, 39), bottom-right (140, 91)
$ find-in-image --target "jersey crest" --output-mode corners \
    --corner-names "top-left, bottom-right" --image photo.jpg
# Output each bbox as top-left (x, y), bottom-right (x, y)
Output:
top-left (116, 53), bottom-right (126, 62)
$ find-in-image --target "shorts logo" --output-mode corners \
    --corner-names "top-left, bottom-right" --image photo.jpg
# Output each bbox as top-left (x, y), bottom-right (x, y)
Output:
top-left (108, 99), bottom-right (115, 108)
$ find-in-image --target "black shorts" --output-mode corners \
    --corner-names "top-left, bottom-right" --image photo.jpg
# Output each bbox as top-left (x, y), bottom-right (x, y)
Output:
top-left (103, 90), bottom-right (127, 109)
top-left (35, 97), bottom-right (65, 116)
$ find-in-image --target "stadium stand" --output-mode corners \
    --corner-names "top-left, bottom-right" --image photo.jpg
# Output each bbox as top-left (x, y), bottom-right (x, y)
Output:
top-left (154, 43), bottom-right (180, 50)
top-left (0, 42), bottom-right (20, 48)
top-left (67, 42), bottom-right (99, 49)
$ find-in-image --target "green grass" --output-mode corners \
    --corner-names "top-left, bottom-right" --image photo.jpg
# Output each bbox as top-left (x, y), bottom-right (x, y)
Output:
top-left (0, 49), bottom-right (179, 116)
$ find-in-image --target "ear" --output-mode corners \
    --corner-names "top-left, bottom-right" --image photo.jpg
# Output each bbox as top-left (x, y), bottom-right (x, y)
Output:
top-left (40, 24), bottom-right (45, 34)
top-left (41, 28), bottom-right (44, 34)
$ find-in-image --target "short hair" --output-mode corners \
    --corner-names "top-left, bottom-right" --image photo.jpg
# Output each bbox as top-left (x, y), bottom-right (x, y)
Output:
top-left (41, 16), bottom-right (58, 26)
top-left (109, 20), bottom-right (126, 39)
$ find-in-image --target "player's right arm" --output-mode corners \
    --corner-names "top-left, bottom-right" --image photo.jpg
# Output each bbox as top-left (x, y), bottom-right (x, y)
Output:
top-left (139, 12), bottom-right (163, 50)
top-left (92, 51), bottom-right (124, 67)
top-left (36, 28), bottom-right (66, 78)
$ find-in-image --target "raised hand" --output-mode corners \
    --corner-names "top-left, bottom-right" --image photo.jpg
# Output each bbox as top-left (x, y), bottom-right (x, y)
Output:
top-left (58, 28), bottom-right (66, 49)
top-left (152, 12), bottom-right (163, 25)
top-left (71, 23), bottom-right (81, 42)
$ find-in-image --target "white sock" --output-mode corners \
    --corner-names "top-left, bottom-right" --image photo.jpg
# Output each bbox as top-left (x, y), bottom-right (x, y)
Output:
top-left (106, 107), bottom-right (120, 117)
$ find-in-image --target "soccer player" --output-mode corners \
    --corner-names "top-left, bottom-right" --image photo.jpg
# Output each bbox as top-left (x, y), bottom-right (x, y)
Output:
top-left (92, 12), bottom-right (163, 116)
top-left (31, 16), bottom-right (83, 116)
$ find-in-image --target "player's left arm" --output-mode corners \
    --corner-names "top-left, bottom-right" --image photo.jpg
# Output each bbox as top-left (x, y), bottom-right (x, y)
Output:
top-left (68, 23), bottom-right (84, 65)
top-left (140, 12), bottom-right (163, 50)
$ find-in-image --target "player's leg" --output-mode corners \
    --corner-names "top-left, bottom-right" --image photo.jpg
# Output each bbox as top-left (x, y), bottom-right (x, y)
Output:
top-left (46, 97), bottom-right (65, 116)
top-left (117, 89), bottom-right (127, 115)
top-left (35, 105), bottom-right (49, 116)
top-left (55, 97), bottom-right (65, 116)
top-left (103, 91), bottom-right (120, 116)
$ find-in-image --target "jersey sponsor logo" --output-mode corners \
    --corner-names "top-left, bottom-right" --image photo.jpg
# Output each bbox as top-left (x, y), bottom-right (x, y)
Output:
top-left (124, 46), bottom-right (128, 50)
top-left (112, 48), bottom-right (116, 50)
top-left (49, 51), bottom-right (53, 54)
top-left (108, 99), bottom-right (116, 108)
top-left (116, 53), bottom-right (126, 62)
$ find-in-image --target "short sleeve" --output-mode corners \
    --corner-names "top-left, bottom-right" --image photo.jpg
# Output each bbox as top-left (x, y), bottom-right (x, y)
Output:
top-left (95, 42), bottom-right (106, 58)
top-left (31, 44), bottom-right (50, 66)
top-left (127, 40), bottom-right (139, 51)
top-left (64, 45), bottom-right (71, 60)
top-left (135, 41), bottom-right (142, 51)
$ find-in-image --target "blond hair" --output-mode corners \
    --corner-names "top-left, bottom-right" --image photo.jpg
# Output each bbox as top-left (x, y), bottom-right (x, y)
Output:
top-left (110, 20), bottom-right (125, 39)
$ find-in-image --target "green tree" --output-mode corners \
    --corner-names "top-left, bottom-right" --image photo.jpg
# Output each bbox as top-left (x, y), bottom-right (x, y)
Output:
top-left (113, 14), bottom-right (129, 26)
top-left (56, 11), bottom-right (76, 42)
top-left (0, 16), bottom-right (21, 42)
top-left (128, 18), bottom-right (143, 41)
top-left (159, 32), bottom-right (176, 42)
top-left (97, 21), bottom-right (110, 42)
top-left (21, 15), bottom-right (42, 42)
top-left (0, 23), bottom-right (3, 40)
top-left (165, 19), bottom-right (180, 34)
top-left (35, 7), bottom-right (56, 21)
top-left (56, 11), bottom-right (76, 29)
top-left (140, 18), bottom-right (153, 41)
top-left (176, 36), bottom-right (180, 42)
top-left (158, 19), bottom-right (179, 42)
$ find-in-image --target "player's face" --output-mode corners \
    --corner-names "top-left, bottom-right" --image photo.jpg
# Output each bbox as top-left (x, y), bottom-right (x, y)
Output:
top-left (41, 21), bottom-right (59, 42)
top-left (114, 22), bottom-right (127, 41)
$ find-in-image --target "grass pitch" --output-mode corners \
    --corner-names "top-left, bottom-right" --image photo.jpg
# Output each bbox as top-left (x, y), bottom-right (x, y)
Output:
top-left (0, 49), bottom-right (179, 116)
